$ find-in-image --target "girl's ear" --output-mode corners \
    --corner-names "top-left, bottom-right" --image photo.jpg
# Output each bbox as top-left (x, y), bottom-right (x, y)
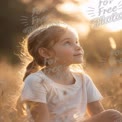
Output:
top-left (38, 48), bottom-right (53, 59)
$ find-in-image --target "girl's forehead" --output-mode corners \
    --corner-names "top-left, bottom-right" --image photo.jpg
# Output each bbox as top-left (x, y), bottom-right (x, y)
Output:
top-left (59, 29), bottom-right (78, 42)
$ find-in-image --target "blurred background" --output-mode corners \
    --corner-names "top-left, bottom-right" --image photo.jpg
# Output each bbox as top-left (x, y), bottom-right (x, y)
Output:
top-left (0, 0), bottom-right (122, 121)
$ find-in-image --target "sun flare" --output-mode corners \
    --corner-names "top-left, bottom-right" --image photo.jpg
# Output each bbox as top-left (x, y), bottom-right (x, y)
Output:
top-left (81, 0), bottom-right (122, 32)
top-left (105, 20), bottom-right (122, 32)
top-left (109, 37), bottom-right (116, 49)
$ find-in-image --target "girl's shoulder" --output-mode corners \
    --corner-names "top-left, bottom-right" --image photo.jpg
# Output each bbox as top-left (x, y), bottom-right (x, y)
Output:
top-left (71, 70), bottom-right (92, 84)
top-left (23, 70), bottom-right (45, 85)
top-left (71, 70), bottom-right (87, 78)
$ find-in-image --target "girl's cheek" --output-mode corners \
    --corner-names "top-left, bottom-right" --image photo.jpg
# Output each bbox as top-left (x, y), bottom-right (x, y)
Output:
top-left (54, 45), bottom-right (73, 56)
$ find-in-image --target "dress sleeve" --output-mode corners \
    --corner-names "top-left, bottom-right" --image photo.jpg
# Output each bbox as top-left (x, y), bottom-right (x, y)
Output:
top-left (85, 74), bottom-right (103, 103)
top-left (20, 73), bottom-right (47, 103)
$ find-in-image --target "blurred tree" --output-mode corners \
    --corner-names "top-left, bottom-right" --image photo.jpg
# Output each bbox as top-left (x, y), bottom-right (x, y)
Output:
top-left (0, 0), bottom-right (122, 66)
top-left (0, 0), bottom-right (27, 64)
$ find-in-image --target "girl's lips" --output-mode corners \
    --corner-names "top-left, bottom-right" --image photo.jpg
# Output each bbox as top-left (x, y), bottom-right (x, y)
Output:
top-left (73, 53), bottom-right (83, 56)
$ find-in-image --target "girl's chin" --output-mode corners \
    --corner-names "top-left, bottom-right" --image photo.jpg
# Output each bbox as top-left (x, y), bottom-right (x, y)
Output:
top-left (72, 60), bottom-right (83, 64)
top-left (75, 58), bottom-right (83, 62)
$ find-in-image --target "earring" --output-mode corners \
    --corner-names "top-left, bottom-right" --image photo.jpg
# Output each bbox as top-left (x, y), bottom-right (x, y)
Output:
top-left (47, 58), bottom-right (55, 65)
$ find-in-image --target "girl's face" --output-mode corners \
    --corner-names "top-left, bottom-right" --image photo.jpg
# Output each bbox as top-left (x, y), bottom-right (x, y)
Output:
top-left (51, 29), bottom-right (84, 66)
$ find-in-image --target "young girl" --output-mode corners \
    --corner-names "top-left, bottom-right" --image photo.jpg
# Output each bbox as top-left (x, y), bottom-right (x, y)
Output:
top-left (19, 23), bottom-right (122, 122)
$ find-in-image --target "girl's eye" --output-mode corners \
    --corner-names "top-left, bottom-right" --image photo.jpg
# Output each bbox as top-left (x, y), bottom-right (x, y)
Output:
top-left (63, 40), bottom-right (79, 45)
top-left (64, 41), bottom-right (71, 45)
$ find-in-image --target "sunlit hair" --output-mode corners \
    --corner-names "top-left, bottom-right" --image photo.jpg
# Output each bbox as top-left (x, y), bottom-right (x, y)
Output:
top-left (19, 22), bottom-right (84, 81)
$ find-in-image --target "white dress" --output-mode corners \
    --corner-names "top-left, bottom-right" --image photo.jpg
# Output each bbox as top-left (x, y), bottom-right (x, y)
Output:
top-left (20, 70), bottom-right (103, 122)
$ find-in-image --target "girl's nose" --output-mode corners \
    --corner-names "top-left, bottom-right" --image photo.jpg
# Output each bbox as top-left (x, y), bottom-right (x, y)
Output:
top-left (76, 44), bottom-right (83, 50)
top-left (75, 44), bottom-right (84, 54)
top-left (75, 44), bottom-right (80, 49)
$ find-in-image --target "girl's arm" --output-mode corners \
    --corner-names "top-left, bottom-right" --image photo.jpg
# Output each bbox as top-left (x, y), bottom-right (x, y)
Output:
top-left (87, 101), bottom-right (104, 116)
top-left (26, 101), bottom-right (50, 122)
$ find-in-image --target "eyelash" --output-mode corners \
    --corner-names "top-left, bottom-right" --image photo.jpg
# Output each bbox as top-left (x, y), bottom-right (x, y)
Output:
top-left (65, 41), bottom-right (70, 44)
top-left (64, 40), bottom-right (78, 45)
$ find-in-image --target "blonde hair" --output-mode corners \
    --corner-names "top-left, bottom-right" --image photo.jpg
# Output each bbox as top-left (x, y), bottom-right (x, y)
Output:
top-left (20, 22), bottom-right (84, 81)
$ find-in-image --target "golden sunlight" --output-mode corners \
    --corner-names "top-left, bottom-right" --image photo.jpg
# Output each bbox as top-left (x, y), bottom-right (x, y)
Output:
top-left (105, 20), bottom-right (122, 32)
top-left (56, 2), bottom-right (79, 14)
top-left (73, 23), bottom-right (90, 37)
top-left (109, 37), bottom-right (116, 49)
top-left (56, 1), bottom-right (90, 36)
top-left (80, 0), bottom-right (122, 32)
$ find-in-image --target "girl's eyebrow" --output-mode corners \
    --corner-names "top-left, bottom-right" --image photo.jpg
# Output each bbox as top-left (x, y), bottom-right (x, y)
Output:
top-left (60, 37), bottom-right (78, 43)
top-left (60, 38), bottom-right (71, 42)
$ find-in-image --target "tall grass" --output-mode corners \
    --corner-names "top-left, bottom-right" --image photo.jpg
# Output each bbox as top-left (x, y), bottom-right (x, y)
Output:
top-left (0, 59), bottom-right (27, 122)
top-left (0, 58), bottom-right (121, 121)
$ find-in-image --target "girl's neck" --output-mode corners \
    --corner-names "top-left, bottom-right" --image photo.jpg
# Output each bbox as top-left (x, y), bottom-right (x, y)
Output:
top-left (42, 64), bottom-right (74, 84)
top-left (43, 64), bottom-right (70, 76)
